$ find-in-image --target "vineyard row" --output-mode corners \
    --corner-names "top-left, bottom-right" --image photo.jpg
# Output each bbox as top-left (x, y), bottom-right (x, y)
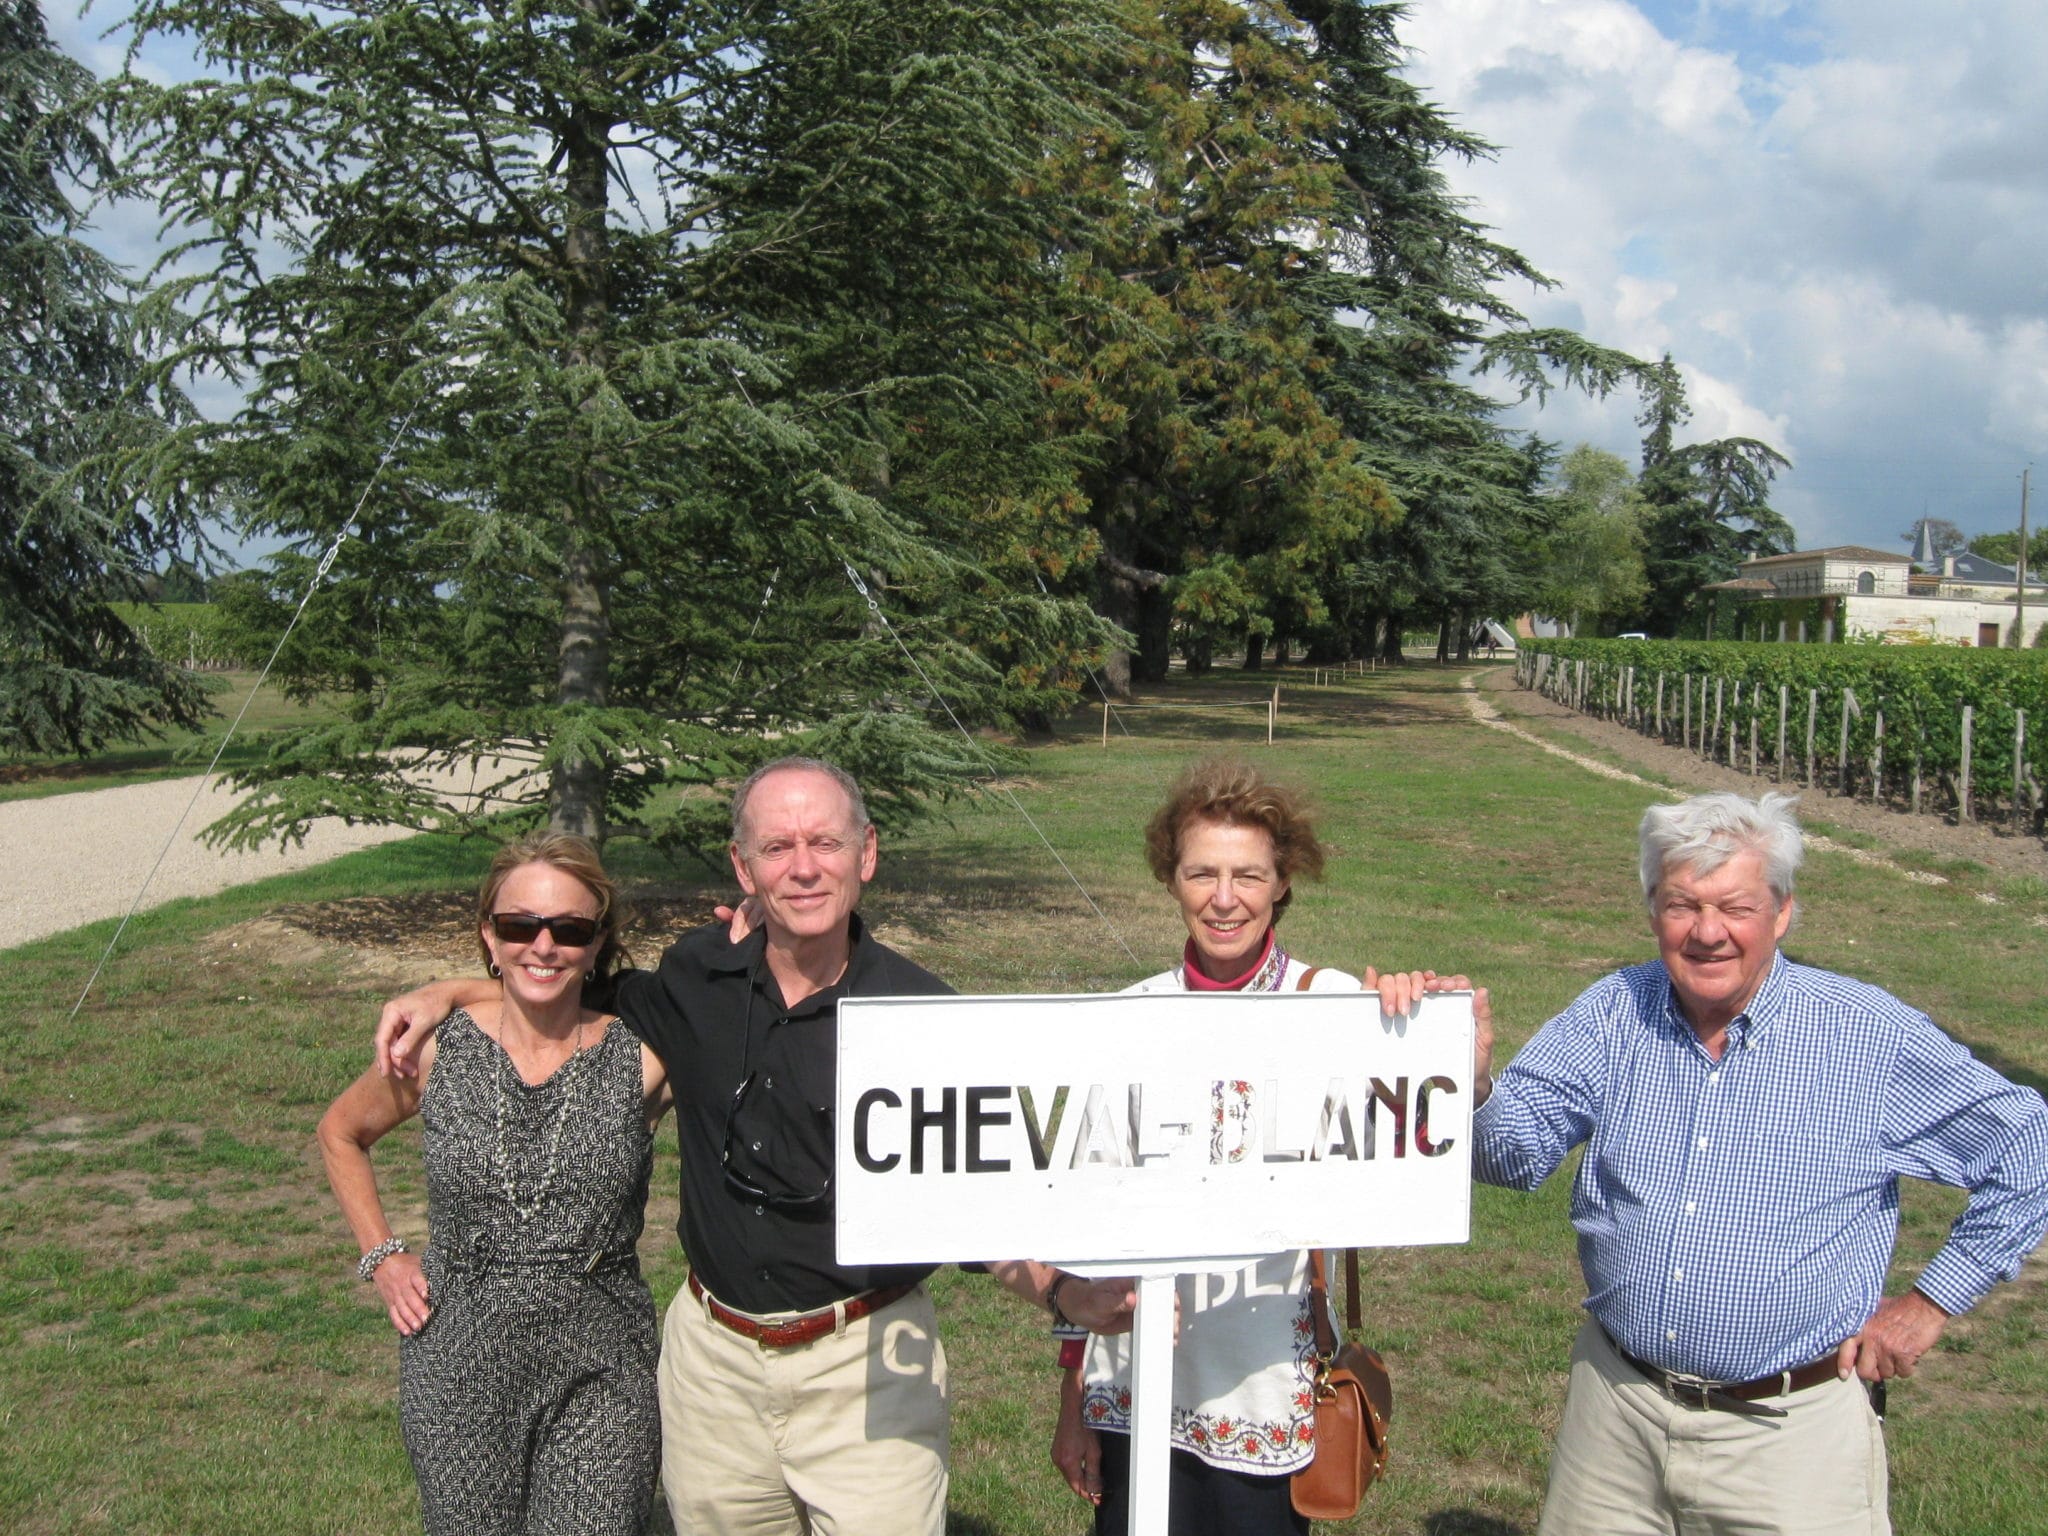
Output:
top-left (1516, 639), bottom-right (2047, 837)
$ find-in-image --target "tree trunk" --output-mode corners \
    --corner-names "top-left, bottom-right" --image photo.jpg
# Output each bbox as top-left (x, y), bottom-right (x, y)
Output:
top-left (1099, 639), bottom-right (1132, 701)
top-left (1434, 616), bottom-right (1450, 664)
top-left (1096, 533), bottom-right (1168, 697)
top-left (1454, 608), bottom-right (1472, 662)
top-left (553, 539), bottom-right (611, 839)
top-left (550, 70), bottom-right (615, 842)
top-left (1244, 632), bottom-right (1265, 671)
top-left (1377, 614), bottom-right (1403, 665)
top-left (1274, 634), bottom-right (1291, 668)
top-left (1135, 587), bottom-right (1171, 683)
top-left (1185, 633), bottom-right (1213, 676)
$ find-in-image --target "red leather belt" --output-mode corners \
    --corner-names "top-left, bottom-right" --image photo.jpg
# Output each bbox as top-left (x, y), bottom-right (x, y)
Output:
top-left (688, 1271), bottom-right (916, 1348)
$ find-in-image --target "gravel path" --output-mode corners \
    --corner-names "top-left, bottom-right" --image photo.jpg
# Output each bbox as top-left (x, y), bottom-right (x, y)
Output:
top-left (0, 757), bottom-right (527, 951)
top-left (0, 777), bottom-right (425, 950)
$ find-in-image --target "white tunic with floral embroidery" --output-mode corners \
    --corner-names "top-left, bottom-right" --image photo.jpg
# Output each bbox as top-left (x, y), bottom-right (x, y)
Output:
top-left (1079, 950), bottom-right (1361, 1473)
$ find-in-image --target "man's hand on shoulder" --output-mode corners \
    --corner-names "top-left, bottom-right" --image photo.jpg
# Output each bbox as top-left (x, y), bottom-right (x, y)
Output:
top-left (711, 896), bottom-right (763, 946)
top-left (375, 978), bottom-right (491, 1079)
top-left (1838, 1289), bottom-right (1949, 1382)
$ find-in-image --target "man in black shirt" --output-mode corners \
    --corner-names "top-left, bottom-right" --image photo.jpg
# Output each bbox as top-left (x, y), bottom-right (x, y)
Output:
top-left (377, 756), bottom-right (1134, 1534)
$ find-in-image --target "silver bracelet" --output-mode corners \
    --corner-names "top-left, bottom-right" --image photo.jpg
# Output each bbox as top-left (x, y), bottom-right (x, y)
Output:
top-left (358, 1236), bottom-right (410, 1282)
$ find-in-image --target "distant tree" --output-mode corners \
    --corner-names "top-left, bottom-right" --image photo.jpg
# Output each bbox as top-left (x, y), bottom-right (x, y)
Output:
top-left (1528, 446), bottom-right (1648, 636)
top-left (1634, 357), bottom-right (1793, 635)
top-left (1032, 0), bottom-right (1395, 690)
top-left (1905, 517), bottom-right (1968, 560)
top-left (116, 0), bottom-right (1115, 848)
top-left (1281, 0), bottom-right (1646, 667)
top-left (0, 0), bottom-right (211, 756)
top-left (142, 558), bottom-right (210, 604)
top-left (1968, 528), bottom-right (2048, 568)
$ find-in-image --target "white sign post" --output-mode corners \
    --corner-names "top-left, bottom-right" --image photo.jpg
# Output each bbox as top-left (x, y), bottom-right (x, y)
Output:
top-left (837, 989), bottom-right (1476, 1536)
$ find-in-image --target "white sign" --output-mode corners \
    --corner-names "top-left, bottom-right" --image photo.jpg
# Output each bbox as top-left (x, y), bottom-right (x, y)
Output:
top-left (835, 989), bottom-right (1474, 1267)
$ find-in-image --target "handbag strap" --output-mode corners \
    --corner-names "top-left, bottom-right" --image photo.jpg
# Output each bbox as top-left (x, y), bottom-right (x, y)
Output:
top-left (1306, 1246), bottom-right (1362, 1351)
top-left (1293, 966), bottom-right (1322, 990)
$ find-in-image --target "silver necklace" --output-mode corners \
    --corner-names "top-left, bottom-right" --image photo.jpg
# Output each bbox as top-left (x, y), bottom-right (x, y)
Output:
top-left (492, 1014), bottom-right (588, 1222)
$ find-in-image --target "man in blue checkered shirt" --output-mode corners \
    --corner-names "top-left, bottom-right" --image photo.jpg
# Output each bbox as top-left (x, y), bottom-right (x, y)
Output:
top-left (1471, 791), bottom-right (2048, 1536)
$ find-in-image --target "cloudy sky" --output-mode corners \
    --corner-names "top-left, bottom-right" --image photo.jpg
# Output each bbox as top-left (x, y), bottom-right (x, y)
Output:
top-left (53, 0), bottom-right (2048, 559)
top-left (1400, 0), bottom-right (2047, 555)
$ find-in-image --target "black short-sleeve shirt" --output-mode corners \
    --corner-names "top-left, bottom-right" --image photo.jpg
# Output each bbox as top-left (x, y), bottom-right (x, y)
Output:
top-left (616, 912), bottom-right (952, 1313)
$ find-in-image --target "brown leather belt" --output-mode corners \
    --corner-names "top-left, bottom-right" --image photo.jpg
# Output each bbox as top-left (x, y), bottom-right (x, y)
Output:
top-left (1608, 1329), bottom-right (1845, 1419)
top-left (688, 1272), bottom-right (916, 1348)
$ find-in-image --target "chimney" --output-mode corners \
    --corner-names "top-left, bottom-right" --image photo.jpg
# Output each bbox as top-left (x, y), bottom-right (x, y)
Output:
top-left (1943, 555), bottom-right (1956, 578)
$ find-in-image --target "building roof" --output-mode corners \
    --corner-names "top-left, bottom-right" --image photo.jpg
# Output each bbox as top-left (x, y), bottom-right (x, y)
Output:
top-left (1702, 578), bottom-right (1779, 592)
top-left (1741, 545), bottom-right (1912, 567)
top-left (1943, 550), bottom-right (2048, 588)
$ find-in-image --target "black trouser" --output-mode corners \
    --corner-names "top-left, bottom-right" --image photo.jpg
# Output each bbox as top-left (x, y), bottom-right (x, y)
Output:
top-left (1092, 1431), bottom-right (1310, 1536)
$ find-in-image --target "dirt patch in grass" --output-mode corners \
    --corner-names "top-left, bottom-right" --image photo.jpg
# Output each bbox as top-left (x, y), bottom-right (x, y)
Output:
top-left (200, 888), bottom-right (737, 992)
top-left (0, 760), bottom-right (95, 784)
top-left (1481, 669), bottom-right (2048, 886)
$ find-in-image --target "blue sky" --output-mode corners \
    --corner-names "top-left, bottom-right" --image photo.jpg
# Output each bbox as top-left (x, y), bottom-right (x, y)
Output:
top-left (1403, 0), bottom-right (2048, 555)
top-left (52, 0), bottom-right (2048, 561)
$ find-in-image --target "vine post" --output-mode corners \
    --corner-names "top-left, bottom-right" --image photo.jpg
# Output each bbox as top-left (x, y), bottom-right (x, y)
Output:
top-left (1960, 706), bottom-right (1974, 821)
top-left (1806, 690), bottom-right (1818, 788)
top-left (2016, 711), bottom-right (2028, 829)
top-left (1776, 686), bottom-right (1788, 784)
top-left (1839, 690), bottom-right (1858, 791)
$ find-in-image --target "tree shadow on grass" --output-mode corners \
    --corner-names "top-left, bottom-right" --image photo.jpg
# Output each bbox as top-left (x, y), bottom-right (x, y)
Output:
top-left (1425, 1511), bottom-right (1528, 1536)
top-left (1051, 684), bottom-right (1449, 744)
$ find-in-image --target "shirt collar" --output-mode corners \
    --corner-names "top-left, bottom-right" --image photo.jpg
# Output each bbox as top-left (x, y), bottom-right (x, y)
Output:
top-left (707, 910), bottom-right (875, 997)
top-left (1180, 928), bottom-right (1277, 992)
top-left (1660, 949), bottom-right (1788, 1052)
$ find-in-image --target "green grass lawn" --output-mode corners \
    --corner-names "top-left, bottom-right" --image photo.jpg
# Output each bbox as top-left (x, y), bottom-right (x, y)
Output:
top-left (2, 664), bottom-right (2042, 1534)
top-left (0, 672), bottom-right (335, 803)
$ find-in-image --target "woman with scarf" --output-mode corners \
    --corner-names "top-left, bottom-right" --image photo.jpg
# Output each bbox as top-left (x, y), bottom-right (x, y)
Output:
top-left (1049, 757), bottom-right (1478, 1535)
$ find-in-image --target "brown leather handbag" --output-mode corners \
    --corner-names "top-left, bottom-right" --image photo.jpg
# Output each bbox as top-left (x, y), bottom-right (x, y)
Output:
top-left (1291, 1247), bottom-right (1393, 1519)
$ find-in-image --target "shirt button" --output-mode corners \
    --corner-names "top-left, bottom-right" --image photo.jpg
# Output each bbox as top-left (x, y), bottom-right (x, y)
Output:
top-left (754, 1205), bottom-right (765, 1216)
top-left (752, 1141), bottom-right (763, 1152)
top-left (764, 1075), bottom-right (774, 1088)
top-left (1685, 1201), bottom-right (1697, 1213)
top-left (1696, 1137), bottom-right (1709, 1150)
top-left (1667, 1330), bottom-right (1677, 1342)
top-left (1672, 1269), bottom-right (1683, 1281)
top-left (1708, 1071), bottom-right (1720, 1083)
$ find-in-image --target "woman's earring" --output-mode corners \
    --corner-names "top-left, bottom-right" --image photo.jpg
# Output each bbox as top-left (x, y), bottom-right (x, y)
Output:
top-left (488, 962), bottom-right (501, 979)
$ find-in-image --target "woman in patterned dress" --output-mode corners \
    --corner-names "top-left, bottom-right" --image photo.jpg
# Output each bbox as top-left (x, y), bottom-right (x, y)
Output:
top-left (1047, 758), bottom-right (1456, 1536)
top-left (319, 833), bottom-right (671, 1534)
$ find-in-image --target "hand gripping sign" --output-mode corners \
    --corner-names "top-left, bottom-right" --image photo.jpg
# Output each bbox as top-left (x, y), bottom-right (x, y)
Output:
top-left (837, 988), bottom-right (1475, 1536)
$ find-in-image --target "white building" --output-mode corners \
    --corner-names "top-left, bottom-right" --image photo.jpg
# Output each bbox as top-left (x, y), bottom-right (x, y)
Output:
top-left (1703, 545), bottom-right (2044, 646)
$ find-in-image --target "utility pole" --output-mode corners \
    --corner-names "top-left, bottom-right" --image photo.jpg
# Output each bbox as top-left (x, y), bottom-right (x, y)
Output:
top-left (2019, 466), bottom-right (2032, 647)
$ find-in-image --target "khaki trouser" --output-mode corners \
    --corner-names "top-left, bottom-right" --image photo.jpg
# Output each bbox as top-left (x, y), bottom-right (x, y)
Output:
top-left (658, 1279), bottom-right (948, 1536)
top-left (1539, 1319), bottom-right (1890, 1536)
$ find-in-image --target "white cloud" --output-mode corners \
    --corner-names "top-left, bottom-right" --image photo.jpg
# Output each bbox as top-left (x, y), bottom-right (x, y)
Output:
top-left (1403, 0), bottom-right (2048, 549)
top-left (1679, 364), bottom-right (1788, 446)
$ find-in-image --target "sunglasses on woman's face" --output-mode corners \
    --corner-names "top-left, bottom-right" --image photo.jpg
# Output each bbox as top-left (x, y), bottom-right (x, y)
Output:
top-left (489, 912), bottom-right (602, 948)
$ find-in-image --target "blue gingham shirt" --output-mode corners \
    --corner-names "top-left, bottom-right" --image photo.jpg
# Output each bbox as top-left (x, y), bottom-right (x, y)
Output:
top-left (1473, 954), bottom-right (2048, 1382)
